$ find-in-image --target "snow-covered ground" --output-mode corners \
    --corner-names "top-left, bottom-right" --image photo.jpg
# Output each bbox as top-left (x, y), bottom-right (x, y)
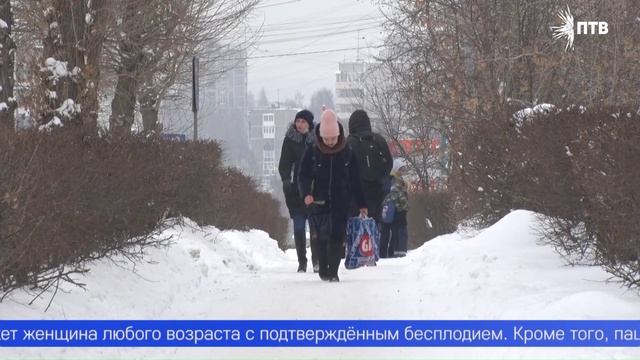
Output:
top-left (1, 210), bottom-right (639, 359)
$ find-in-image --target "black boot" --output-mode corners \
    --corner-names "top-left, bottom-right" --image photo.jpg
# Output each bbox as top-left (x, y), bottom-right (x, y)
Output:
top-left (311, 215), bottom-right (331, 280)
top-left (326, 242), bottom-right (343, 281)
top-left (317, 238), bottom-right (331, 280)
top-left (318, 255), bottom-right (329, 280)
top-left (294, 231), bottom-right (307, 272)
top-left (310, 230), bottom-right (319, 273)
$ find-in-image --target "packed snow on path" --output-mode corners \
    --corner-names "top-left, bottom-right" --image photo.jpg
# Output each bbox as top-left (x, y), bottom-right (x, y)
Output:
top-left (2, 210), bottom-right (639, 359)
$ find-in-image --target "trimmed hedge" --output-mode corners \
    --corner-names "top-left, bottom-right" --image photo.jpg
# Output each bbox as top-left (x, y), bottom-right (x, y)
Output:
top-left (0, 126), bottom-right (287, 298)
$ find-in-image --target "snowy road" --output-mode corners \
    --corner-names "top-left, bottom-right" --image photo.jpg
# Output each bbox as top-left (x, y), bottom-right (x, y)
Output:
top-left (2, 211), bottom-right (639, 359)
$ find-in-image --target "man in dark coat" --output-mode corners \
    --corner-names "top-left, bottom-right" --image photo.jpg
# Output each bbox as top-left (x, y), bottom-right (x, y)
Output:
top-left (279, 109), bottom-right (318, 273)
top-left (347, 110), bottom-right (393, 223)
top-left (298, 109), bottom-right (367, 282)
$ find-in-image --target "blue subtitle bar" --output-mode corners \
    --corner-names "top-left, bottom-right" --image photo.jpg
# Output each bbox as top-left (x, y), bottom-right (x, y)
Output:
top-left (0, 320), bottom-right (638, 347)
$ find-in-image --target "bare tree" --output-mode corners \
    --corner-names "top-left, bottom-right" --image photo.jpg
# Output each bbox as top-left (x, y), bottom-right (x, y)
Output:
top-left (0, 0), bottom-right (16, 129)
top-left (362, 60), bottom-right (444, 188)
top-left (257, 88), bottom-right (269, 107)
top-left (107, 0), bottom-right (258, 135)
top-left (141, 1), bottom-right (258, 134)
top-left (247, 90), bottom-right (255, 109)
top-left (106, 0), bottom-right (144, 135)
top-left (308, 88), bottom-right (334, 118)
top-left (377, 0), bottom-right (640, 200)
top-left (280, 91), bottom-right (304, 109)
top-left (52, 0), bottom-right (108, 132)
top-left (381, 0), bottom-right (640, 128)
top-left (11, 0), bottom-right (109, 134)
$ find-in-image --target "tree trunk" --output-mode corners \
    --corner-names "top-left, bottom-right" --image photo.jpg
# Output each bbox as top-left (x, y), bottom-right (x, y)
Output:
top-left (79, 0), bottom-right (107, 134)
top-left (109, 66), bottom-right (138, 135)
top-left (0, 0), bottom-right (15, 129)
top-left (54, 0), bottom-right (84, 102)
top-left (39, 1), bottom-right (64, 127)
top-left (108, 0), bottom-right (142, 135)
top-left (37, 0), bottom-right (104, 136)
top-left (140, 90), bottom-right (161, 134)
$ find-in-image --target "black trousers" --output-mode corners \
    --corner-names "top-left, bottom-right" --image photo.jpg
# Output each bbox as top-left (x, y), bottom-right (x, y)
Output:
top-left (380, 211), bottom-right (407, 257)
top-left (309, 213), bottom-right (347, 278)
top-left (379, 222), bottom-right (393, 258)
top-left (351, 181), bottom-right (385, 223)
top-left (362, 181), bottom-right (386, 223)
top-left (292, 214), bottom-right (318, 267)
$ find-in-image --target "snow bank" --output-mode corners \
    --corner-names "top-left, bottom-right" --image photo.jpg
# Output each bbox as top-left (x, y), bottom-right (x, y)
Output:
top-left (408, 210), bottom-right (639, 319)
top-left (1, 211), bottom-right (639, 359)
top-left (1, 219), bottom-right (287, 320)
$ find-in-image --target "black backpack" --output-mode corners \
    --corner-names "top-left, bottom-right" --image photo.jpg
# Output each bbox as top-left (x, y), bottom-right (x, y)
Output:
top-left (350, 134), bottom-right (389, 182)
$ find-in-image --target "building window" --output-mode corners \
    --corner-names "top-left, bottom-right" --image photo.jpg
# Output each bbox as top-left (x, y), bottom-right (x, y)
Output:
top-left (262, 113), bottom-right (275, 139)
top-left (337, 88), bottom-right (364, 98)
top-left (338, 104), bottom-right (356, 113)
top-left (263, 144), bottom-right (275, 176)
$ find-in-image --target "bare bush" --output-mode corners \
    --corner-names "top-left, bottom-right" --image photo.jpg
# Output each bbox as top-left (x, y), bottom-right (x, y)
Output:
top-left (407, 191), bottom-right (456, 250)
top-left (570, 108), bottom-right (640, 287)
top-left (0, 128), bottom-right (287, 301)
top-left (0, 128), bottom-right (173, 300)
top-left (449, 105), bottom-right (640, 289)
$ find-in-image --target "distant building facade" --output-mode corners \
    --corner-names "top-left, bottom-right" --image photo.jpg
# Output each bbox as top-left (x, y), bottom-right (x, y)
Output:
top-left (160, 47), bottom-right (251, 171)
top-left (247, 107), bottom-right (298, 191)
top-left (335, 61), bottom-right (367, 129)
top-left (200, 48), bottom-right (250, 170)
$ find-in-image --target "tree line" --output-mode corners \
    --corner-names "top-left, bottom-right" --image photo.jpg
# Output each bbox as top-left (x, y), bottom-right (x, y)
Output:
top-left (366, 0), bottom-right (640, 289)
top-left (0, 0), bottom-right (258, 136)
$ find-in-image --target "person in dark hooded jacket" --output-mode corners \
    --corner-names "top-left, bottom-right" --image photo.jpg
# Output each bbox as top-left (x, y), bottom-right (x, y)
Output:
top-left (347, 110), bottom-right (393, 224)
top-left (279, 109), bottom-right (318, 273)
top-left (298, 109), bottom-right (367, 282)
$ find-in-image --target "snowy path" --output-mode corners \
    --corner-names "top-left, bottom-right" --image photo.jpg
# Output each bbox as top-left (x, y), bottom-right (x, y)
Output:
top-left (1, 211), bottom-right (640, 359)
top-left (199, 254), bottom-right (421, 319)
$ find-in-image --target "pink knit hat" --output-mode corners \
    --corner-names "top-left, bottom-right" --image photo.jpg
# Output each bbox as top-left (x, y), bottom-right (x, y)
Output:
top-left (319, 109), bottom-right (340, 137)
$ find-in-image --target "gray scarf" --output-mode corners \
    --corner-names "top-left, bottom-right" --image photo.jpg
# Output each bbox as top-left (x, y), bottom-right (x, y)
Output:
top-left (285, 123), bottom-right (315, 145)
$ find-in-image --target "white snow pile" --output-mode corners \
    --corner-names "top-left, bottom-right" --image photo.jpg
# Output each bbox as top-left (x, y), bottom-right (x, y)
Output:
top-left (1, 218), bottom-right (287, 320)
top-left (1, 211), bottom-right (638, 359)
top-left (38, 116), bottom-right (63, 131)
top-left (408, 210), bottom-right (639, 320)
top-left (43, 58), bottom-right (69, 83)
top-left (37, 99), bottom-right (82, 130)
top-left (512, 103), bottom-right (558, 130)
top-left (55, 98), bottom-right (82, 118)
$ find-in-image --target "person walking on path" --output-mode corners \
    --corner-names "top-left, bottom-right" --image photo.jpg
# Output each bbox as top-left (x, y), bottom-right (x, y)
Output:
top-left (298, 109), bottom-right (368, 282)
top-left (380, 159), bottom-right (410, 258)
top-left (347, 110), bottom-right (393, 224)
top-left (279, 109), bottom-right (318, 273)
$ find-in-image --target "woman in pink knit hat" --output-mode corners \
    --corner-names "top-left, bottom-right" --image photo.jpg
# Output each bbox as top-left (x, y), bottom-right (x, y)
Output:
top-left (298, 109), bottom-right (368, 282)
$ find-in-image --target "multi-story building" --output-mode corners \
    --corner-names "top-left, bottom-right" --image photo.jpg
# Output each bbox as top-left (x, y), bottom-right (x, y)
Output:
top-left (247, 107), bottom-right (298, 191)
top-left (199, 48), bottom-right (250, 170)
top-left (335, 60), bottom-right (391, 133)
top-left (335, 61), bottom-right (367, 129)
top-left (160, 47), bottom-right (250, 171)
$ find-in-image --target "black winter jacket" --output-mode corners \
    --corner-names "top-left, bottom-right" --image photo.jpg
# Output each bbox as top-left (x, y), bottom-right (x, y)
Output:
top-left (279, 124), bottom-right (315, 217)
top-left (346, 130), bottom-right (393, 221)
top-left (346, 130), bottom-right (393, 184)
top-left (298, 123), bottom-right (367, 218)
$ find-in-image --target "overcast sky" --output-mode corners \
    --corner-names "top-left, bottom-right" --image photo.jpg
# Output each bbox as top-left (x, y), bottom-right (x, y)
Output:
top-left (247, 0), bottom-right (386, 106)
